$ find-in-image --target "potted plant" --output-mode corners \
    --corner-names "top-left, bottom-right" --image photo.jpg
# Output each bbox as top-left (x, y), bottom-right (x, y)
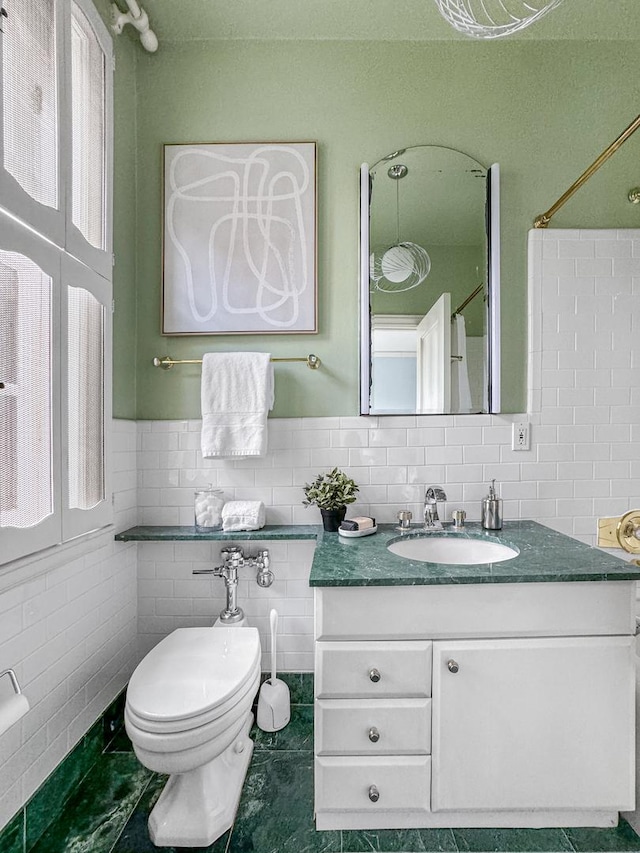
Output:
top-left (302, 467), bottom-right (359, 532)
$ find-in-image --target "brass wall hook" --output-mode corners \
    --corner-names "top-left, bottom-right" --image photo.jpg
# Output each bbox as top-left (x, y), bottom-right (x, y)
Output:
top-left (628, 188), bottom-right (640, 204)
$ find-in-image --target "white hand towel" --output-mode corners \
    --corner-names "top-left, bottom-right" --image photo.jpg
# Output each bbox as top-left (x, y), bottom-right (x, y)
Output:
top-left (222, 500), bottom-right (266, 532)
top-left (450, 314), bottom-right (473, 414)
top-left (201, 353), bottom-right (274, 458)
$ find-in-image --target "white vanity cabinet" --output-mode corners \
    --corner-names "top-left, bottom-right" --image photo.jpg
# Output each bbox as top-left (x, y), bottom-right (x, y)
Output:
top-left (431, 636), bottom-right (634, 813)
top-left (314, 582), bottom-right (636, 831)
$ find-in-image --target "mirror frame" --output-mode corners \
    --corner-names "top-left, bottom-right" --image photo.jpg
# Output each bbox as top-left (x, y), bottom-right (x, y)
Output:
top-left (359, 154), bottom-right (501, 416)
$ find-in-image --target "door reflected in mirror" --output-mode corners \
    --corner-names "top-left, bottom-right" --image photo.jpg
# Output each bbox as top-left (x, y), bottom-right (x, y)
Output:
top-left (360, 146), bottom-right (500, 416)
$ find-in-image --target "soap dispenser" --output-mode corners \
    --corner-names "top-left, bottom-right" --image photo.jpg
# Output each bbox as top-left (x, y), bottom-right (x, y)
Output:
top-left (481, 479), bottom-right (503, 530)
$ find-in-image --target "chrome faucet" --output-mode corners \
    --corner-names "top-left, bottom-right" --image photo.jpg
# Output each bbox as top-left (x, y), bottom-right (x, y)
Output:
top-left (424, 486), bottom-right (447, 529)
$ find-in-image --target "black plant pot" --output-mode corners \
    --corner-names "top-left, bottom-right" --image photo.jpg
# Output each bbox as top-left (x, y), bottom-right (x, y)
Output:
top-left (320, 506), bottom-right (347, 532)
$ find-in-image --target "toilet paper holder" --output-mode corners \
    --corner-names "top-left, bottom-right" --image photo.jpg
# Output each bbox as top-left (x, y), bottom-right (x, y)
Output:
top-left (597, 510), bottom-right (640, 555)
top-left (0, 669), bottom-right (22, 695)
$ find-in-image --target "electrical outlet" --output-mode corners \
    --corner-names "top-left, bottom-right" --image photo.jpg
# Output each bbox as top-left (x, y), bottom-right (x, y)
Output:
top-left (512, 421), bottom-right (530, 451)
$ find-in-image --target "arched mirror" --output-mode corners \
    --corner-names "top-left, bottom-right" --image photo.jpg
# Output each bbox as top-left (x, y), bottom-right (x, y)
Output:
top-left (360, 146), bottom-right (500, 415)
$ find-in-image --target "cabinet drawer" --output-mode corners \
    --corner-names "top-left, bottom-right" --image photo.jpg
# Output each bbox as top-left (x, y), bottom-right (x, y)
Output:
top-left (316, 755), bottom-right (431, 813)
top-left (316, 583), bottom-right (635, 640)
top-left (316, 698), bottom-right (431, 755)
top-left (315, 641), bottom-right (432, 698)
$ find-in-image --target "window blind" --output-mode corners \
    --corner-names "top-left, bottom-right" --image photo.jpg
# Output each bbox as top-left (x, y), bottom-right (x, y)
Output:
top-left (0, 251), bottom-right (52, 529)
top-left (2, 0), bottom-right (58, 209)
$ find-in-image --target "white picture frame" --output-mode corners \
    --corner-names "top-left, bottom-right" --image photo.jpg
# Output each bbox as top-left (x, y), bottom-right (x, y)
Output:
top-left (162, 141), bottom-right (317, 335)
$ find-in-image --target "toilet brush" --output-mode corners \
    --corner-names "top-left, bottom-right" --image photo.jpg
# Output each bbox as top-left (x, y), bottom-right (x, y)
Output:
top-left (257, 609), bottom-right (290, 732)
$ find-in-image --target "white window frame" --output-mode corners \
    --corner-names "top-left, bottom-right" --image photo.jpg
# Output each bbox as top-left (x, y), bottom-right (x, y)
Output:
top-left (0, 0), bottom-right (113, 567)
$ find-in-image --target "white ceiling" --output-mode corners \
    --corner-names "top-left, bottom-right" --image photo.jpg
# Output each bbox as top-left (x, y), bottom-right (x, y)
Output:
top-left (141, 0), bottom-right (640, 43)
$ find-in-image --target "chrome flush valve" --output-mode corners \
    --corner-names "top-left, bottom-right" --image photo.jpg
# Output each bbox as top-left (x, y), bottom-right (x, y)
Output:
top-left (191, 545), bottom-right (274, 624)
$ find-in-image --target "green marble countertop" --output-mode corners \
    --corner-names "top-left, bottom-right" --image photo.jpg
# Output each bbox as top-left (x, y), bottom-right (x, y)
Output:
top-left (309, 520), bottom-right (640, 587)
top-left (115, 524), bottom-right (320, 542)
top-left (115, 521), bottom-right (640, 586)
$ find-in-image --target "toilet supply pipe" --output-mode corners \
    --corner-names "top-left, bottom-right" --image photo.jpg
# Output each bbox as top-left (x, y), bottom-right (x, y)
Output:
top-left (256, 610), bottom-right (290, 732)
top-left (0, 669), bottom-right (29, 735)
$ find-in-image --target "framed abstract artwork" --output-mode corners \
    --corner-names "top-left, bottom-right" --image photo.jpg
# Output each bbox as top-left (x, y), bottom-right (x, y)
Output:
top-left (162, 141), bottom-right (317, 335)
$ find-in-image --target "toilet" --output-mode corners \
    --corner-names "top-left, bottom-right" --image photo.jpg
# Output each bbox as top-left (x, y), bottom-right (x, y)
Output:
top-left (125, 626), bottom-right (261, 847)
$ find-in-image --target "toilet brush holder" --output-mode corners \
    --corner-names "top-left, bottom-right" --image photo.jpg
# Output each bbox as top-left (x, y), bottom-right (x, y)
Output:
top-left (257, 609), bottom-right (290, 732)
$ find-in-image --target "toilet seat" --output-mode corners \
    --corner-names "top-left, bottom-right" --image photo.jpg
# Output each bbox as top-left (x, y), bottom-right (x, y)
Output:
top-left (126, 659), bottom-right (261, 741)
top-left (127, 627), bottom-right (260, 731)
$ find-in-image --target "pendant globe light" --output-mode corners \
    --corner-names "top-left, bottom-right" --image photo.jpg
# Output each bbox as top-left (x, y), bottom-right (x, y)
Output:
top-left (370, 164), bottom-right (431, 294)
top-left (433, 0), bottom-right (565, 40)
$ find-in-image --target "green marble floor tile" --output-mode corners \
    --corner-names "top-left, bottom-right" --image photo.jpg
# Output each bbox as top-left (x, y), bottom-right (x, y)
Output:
top-left (29, 753), bottom-right (152, 853)
top-left (453, 827), bottom-right (573, 852)
top-left (419, 829), bottom-right (460, 852)
top-left (0, 810), bottom-right (23, 853)
top-left (341, 827), bottom-right (458, 852)
top-left (112, 774), bottom-right (230, 853)
top-left (252, 704), bottom-right (314, 751)
top-left (564, 820), bottom-right (640, 852)
top-left (105, 726), bottom-right (134, 754)
top-left (26, 718), bottom-right (104, 848)
top-left (227, 750), bottom-right (340, 853)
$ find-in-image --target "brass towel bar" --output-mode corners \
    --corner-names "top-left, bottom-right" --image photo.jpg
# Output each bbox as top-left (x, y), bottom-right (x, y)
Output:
top-left (534, 112), bottom-right (640, 229)
top-left (153, 354), bottom-right (321, 370)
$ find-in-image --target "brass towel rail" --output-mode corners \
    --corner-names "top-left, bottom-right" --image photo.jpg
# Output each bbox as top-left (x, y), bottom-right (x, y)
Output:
top-left (153, 354), bottom-right (321, 370)
top-left (534, 112), bottom-right (640, 229)
top-left (452, 283), bottom-right (483, 319)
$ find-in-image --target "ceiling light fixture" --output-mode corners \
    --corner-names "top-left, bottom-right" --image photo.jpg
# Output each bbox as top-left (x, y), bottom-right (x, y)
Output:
top-left (370, 164), bottom-right (431, 294)
top-left (433, 0), bottom-right (565, 40)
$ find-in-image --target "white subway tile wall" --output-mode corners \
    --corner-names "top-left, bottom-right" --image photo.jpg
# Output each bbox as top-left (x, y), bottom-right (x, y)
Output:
top-left (0, 421), bottom-right (138, 831)
top-left (136, 229), bottom-right (640, 669)
top-left (137, 539), bottom-right (316, 673)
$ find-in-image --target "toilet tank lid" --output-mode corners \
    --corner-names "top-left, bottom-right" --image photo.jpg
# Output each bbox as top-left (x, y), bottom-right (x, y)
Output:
top-left (127, 627), bottom-right (261, 722)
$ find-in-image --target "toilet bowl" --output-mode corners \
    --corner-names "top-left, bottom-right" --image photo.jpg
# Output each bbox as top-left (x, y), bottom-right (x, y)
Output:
top-left (125, 626), bottom-right (261, 847)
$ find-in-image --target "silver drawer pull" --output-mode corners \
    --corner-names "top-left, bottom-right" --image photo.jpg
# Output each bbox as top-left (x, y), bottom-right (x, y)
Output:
top-left (447, 659), bottom-right (460, 673)
top-left (368, 726), bottom-right (380, 743)
top-left (368, 668), bottom-right (381, 683)
top-left (368, 784), bottom-right (380, 803)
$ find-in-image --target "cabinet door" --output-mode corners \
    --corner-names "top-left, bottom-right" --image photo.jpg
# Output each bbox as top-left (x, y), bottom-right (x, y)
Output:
top-left (431, 636), bottom-right (634, 813)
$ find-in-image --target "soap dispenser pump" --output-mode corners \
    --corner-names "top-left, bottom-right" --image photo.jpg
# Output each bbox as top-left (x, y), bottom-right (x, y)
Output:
top-left (482, 479), bottom-right (503, 530)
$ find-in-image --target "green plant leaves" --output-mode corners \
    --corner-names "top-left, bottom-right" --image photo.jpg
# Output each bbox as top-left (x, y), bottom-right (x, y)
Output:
top-left (302, 467), bottom-right (359, 510)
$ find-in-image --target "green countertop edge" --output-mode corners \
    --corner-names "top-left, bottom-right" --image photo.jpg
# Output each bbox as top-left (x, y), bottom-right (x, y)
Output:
top-left (115, 521), bottom-right (640, 586)
top-left (115, 524), bottom-right (321, 541)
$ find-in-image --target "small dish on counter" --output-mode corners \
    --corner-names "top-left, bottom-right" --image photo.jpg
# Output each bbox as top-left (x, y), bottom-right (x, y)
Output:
top-left (338, 525), bottom-right (378, 538)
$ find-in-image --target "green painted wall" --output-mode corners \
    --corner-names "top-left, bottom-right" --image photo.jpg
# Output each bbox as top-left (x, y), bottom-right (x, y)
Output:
top-left (126, 39), bottom-right (640, 419)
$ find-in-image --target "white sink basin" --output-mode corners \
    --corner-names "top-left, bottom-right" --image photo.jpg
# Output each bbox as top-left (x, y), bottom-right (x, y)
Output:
top-left (387, 535), bottom-right (519, 565)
